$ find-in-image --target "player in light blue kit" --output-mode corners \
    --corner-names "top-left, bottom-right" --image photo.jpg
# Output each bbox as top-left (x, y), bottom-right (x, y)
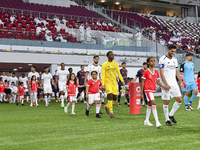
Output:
top-left (180, 53), bottom-right (198, 111)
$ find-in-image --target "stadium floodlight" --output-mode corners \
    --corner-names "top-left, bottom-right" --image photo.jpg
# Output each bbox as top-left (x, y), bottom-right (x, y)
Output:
top-left (116, 2), bottom-right (119, 5)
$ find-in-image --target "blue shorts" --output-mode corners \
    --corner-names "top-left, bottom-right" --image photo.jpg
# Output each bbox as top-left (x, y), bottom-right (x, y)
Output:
top-left (78, 87), bottom-right (86, 93)
top-left (183, 81), bottom-right (197, 92)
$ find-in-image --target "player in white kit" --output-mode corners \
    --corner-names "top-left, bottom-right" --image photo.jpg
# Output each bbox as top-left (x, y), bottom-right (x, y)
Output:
top-left (9, 72), bottom-right (18, 87)
top-left (1, 71), bottom-right (7, 82)
top-left (55, 63), bottom-right (68, 108)
top-left (28, 66), bottom-right (40, 102)
top-left (159, 44), bottom-right (183, 126)
top-left (19, 74), bottom-right (29, 102)
top-left (84, 55), bottom-right (103, 113)
top-left (41, 67), bottom-right (54, 107)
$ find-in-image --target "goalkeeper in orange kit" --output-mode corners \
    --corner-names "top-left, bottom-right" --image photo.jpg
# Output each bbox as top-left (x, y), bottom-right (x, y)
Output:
top-left (101, 51), bottom-right (124, 118)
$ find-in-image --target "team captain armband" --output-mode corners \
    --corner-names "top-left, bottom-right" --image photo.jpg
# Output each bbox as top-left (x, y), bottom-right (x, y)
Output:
top-left (159, 64), bottom-right (164, 69)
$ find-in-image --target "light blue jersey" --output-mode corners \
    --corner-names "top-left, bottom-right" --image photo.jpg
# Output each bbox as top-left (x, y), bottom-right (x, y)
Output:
top-left (180, 61), bottom-right (197, 92)
top-left (180, 61), bottom-right (195, 84)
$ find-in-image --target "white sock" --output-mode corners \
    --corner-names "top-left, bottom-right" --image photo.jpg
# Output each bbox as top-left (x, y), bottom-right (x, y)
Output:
top-left (86, 103), bottom-right (91, 110)
top-left (56, 93), bottom-right (59, 97)
top-left (96, 104), bottom-right (100, 114)
top-left (0, 97), bottom-right (2, 102)
top-left (17, 99), bottom-right (19, 103)
top-left (30, 100), bottom-right (33, 106)
top-left (125, 97), bottom-right (127, 103)
top-left (152, 105), bottom-right (159, 123)
top-left (169, 101), bottom-right (181, 117)
top-left (146, 106), bottom-right (151, 121)
top-left (101, 98), bottom-right (104, 103)
top-left (163, 104), bottom-right (169, 121)
top-left (45, 96), bottom-right (48, 106)
top-left (142, 100), bottom-right (145, 105)
top-left (27, 96), bottom-right (29, 101)
top-left (13, 95), bottom-right (16, 103)
top-left (48, 96), bottom-right (51, 105)
top-left (60, 95), bottom-right (64, 105)
top-left (21, 99), bottom-right (24, 104)
top-left (198, 98), bottom-right (200, 107)
top-left (35, 99), bottom-right (38, 105)
top-left (66, 102), bottom-right (71, 108)
top-left (72, 102), bottom-right (75, 113)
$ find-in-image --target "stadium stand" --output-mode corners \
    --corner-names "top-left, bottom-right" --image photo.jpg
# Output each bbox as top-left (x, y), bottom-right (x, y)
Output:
top-left (0, 0), bottom-right (122, 43)
top-left (103, 9), bottom-right (200, 54)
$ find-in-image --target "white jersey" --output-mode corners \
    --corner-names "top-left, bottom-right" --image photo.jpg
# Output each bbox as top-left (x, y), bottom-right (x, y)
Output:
top-left (19, 76), bottom-right (28, 88)
top-left (0, 75), bottom-right (7, 82)
top-left (10, 86), bottom-right (17, 93)
top-left (56, 70), bottom-right (68, 83)
top-left (159, 55), bottom-right (178, 85)
top-left (9, 76), bottom-right (18, 86)
top-left (28, 71), bottom-right (39, 80)
top-left (87, 63), bottom-right (101, 80)
top-left (7, 76), bottom-right (12, 82)
top-left (42, 73), bottom-right (52, 86)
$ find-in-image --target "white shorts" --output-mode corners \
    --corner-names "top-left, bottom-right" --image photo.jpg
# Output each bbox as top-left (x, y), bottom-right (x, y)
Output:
top-left (145, 92), bottom-right (155, 102)
top-left (58, 82), bottom-right (66, 92)
top-left (161, 83), bottom-right (182, 100)
top-left (88, 93), bottom-right (100, 104)
top-left (24, 89), bottom-right (28, 93)
top-left (68, 96), bottom-right (76, 102)
top-left (44, 85), bottom-right (52, 94)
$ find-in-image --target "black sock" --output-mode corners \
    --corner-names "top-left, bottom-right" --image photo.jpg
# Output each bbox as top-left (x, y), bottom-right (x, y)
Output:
top-left (84, 93), bottom-right (86, 101)
top-left (55, 92), bottom-right (57, 100)
top-left (118, 95), bottom-right (121, 103)
top-left (126, 94), bottom-right (130, 103)
top-left (77, 93), bottom-right (80, 99)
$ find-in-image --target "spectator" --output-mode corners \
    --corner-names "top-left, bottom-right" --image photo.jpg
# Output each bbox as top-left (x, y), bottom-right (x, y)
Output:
top-left (56, 34), bottom-right (67, 42)
top-left (79, 24), bottom-right (84, 42)
top-left (135, 30), bottom-right (142, 47)
top-left (85, 25), bottom-right (92, 42)
top-left (34, 17), bottom-right (41, 26)
top-left (0, 19), bottom-right (4, 25)
top-left (10, 15), bottom-right (15, 24)
top-left (36, 25), bottom-right (42, 36)
top-left (45, 33), bottom-right (53, 42)
top-left (54, 24), bottom-right (61, 32)
top-left (54, 16), bottom-right (60, 26)
top-left (40, 18), bottom-right (49, 27)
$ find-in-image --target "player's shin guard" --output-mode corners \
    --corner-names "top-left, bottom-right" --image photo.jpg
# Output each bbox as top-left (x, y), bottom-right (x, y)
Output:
top-left (45, 96), bottom-right (48, 106)
top-left (96, 104), bottom-right (100, 114)
top-left (108, 100), bottom-right (113, 113)
top-left (189, 94), bottom-right (197, 104)
top-left (72, 102), bottom-right (75, 113)
top-left (146, 106), bottom-right (151, 121)
top-left (184, 95), bottom-right (188, 107)
top-left (126, 94), bottom-right (130, 104)
top-left (169, 101), bottom-right (181, 117)
top-left (152, 105), bottom-right (159, 123)
top-left (163, 104), bottom-right (170, 121)
top-left (118, 95), bottom-right (121, 104)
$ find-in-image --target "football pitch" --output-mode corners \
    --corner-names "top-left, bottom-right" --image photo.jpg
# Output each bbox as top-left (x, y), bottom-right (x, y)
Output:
top-left (1, 97), bottom-right (200, 150)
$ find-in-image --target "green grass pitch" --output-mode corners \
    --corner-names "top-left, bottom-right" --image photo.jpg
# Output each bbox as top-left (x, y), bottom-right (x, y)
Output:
top-left (1, 97), bottom-right (200, 150)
